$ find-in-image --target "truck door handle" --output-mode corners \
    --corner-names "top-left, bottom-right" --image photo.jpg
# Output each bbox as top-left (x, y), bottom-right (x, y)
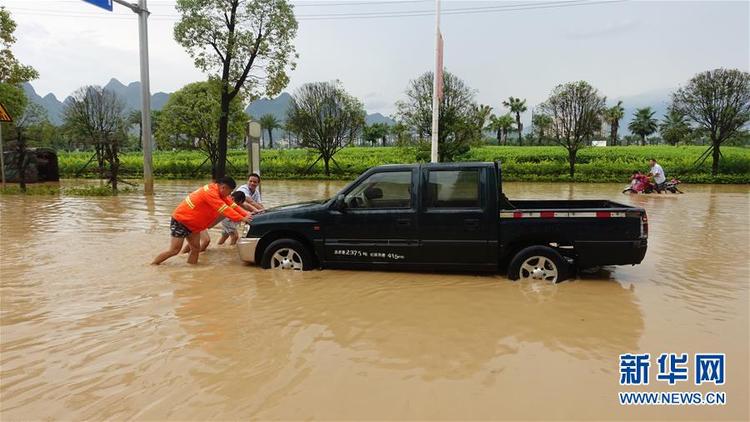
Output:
top-left (396, 218), bottom-right (411, 228)
top-left (464, 219), bottom-right (480, 230)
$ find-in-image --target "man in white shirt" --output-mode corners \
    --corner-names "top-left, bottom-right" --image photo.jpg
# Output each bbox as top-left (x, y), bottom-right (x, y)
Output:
top-left (236, 173), bottom-right (264, 213)
top-left (647, 158), bottom-right (667, 193)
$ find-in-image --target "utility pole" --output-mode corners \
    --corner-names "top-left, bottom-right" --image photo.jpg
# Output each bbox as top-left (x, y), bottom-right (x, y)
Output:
top-left (430, 0), bottom-right (442, 163)
top-left (89, 0), bottom-right (154, 194)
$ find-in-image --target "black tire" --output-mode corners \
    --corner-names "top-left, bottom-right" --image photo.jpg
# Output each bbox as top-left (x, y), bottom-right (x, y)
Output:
top-left (260, 239), bottom-right (316, 271)
top-left (507, 245), bottom-right (569, 283)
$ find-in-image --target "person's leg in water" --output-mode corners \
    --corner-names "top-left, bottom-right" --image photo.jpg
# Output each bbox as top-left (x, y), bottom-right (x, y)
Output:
top-left (228, 231), bottom-right (239, 245)
top-left (218, 232), bottom-right (230, 245)
top-left (200, 230), bottom-right (211, 251)
top-left (186, 232), bottom-right (202, 264)
top-left (182, 230), bottom-right (211, 253)
top-left (152, 236), bottom-right (186, 265)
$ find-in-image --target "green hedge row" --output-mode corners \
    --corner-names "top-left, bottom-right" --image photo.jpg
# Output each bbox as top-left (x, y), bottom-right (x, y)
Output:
top-left (57, 146), bottom-right (750, 183)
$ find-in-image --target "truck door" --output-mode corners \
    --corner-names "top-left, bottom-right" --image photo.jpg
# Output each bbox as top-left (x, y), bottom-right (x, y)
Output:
top-left (419, 166), bottom-right (490, 265)
top-left (323, 169), bottom-right (420, 264)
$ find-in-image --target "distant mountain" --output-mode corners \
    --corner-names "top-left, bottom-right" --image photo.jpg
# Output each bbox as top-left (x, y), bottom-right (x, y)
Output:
top-left (22, 79), bottom-right (171, 125)
top-left (22, 83), bottom-right (67, 125)
top-left (365, 112), bottom-right (396, 126)
top-left (102, 78), bottom-right (170, 112)
top-left (246, 92), bottom-right (292, 121)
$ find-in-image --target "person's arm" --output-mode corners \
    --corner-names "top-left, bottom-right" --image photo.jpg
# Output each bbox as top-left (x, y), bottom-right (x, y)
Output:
top-left (206, 188), bottom-right (251, 222)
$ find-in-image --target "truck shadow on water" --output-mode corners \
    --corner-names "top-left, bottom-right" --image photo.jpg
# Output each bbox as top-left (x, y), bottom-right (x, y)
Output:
top-left (169, 269), bottom-right (644, 392)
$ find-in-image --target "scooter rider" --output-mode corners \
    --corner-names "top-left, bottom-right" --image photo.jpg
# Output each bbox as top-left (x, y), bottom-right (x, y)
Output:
top-left (647, 158), bottom-right (666, 193)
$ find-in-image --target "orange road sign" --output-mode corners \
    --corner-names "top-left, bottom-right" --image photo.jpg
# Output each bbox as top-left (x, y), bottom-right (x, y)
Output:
top-left (0, 103), bottom-right (12, 122)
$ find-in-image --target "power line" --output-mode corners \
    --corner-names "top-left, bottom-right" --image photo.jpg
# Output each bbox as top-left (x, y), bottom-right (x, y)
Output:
top-left (7, 0), bottom-right (627, 21)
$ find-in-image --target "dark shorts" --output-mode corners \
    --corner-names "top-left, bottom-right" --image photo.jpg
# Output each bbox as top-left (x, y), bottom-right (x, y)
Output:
top-left (170, 218), bottom-right (192, 238)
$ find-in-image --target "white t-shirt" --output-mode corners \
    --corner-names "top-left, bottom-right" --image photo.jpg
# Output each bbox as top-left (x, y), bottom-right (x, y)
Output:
top-left (236, 184), bottom-right (262, 204)
top-left (651, 163), bottom-right (666, 184)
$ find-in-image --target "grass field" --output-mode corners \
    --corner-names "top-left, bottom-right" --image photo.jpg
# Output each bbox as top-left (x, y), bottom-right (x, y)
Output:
top-left (57, 146), bottom-right (750, 184)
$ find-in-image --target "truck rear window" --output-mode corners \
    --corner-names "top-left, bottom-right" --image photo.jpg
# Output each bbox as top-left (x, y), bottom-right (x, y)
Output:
top-left (425, 169), bottom-right (480, 208)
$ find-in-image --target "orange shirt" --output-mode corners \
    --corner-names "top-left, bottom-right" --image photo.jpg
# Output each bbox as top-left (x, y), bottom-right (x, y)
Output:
top-left (172, 183), bottom-right (248, 232)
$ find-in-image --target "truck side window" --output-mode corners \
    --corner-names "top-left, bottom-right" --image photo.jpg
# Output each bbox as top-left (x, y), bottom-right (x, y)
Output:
top-left (344, 171), bottom-right (412, 209)
top-left (425, 169), bottom-right (480, 208)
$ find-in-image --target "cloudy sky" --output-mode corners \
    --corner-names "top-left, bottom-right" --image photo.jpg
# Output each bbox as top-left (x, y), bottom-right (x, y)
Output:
top-left (5, 0), bottom-right (749, 115)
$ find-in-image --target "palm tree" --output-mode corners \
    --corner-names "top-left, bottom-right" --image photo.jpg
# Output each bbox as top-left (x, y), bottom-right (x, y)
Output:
top-left (603, 100), bottom-right (624, 146)
top-left (502, 96), bottom-right (527, 145)
top-left (660, 107), bottom-right (691, 146)
top-left (487, 114), bottom-right (516, 145)
top-left (628, 107), bottom-right (658, 146)
top-left (259, 114), bottom-right (281, 148)
top-left (532, 113), bottom-right (553, 144)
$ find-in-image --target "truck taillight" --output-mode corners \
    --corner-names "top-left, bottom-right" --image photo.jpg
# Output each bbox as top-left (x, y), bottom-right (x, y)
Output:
top-left (640, 212), bottom-right (648, 239)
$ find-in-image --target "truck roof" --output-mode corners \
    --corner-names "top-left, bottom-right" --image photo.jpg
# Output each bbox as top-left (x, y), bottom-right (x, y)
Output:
top-left (373, 162), bottom-right (497, 170)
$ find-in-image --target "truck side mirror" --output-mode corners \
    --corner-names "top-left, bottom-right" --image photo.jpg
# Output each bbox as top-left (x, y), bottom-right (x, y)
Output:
top-left (332, 194), bottom-right (346, 211)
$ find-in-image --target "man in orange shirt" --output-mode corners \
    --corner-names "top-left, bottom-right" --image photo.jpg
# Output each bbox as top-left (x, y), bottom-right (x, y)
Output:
top-left (152, 176), bottom-right (252, 265)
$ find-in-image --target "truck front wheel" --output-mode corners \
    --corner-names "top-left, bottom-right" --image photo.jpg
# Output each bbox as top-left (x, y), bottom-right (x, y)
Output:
top-left (508, 246), bottom-right (569, 283)
top-left (260, 239), bottom-right (315, 271)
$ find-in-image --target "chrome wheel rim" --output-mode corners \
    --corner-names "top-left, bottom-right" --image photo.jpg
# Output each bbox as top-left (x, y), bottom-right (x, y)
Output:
top-left (519, 256), bottom-right (558, 283)
top-left (270, 248), bottom-right (303, 270)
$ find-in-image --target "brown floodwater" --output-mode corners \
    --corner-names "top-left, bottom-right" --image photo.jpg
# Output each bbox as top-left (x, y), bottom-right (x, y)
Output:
top-left (1, 180), bottom-right (748, 420)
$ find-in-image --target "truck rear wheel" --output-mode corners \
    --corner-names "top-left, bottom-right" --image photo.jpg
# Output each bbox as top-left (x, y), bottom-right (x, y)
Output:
top-left (260, 239), bottom-right (315, 271)
top-left (508, 246), bottom-right (569, 283)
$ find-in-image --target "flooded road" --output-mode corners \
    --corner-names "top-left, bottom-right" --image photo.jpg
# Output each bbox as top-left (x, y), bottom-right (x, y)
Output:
top-left (1, 180), bottom-right (748, 420)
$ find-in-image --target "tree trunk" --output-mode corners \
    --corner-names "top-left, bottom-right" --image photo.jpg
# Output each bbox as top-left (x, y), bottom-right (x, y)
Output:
top-left (96, 143), bottom-right (105, 179)
top-left (516, 113), bottom-right (522, 145)
top-left (110, 142), bottom-right (119, 193)
top-left (610, 123), bottom-right (617, 146)
top-left (711, 140), bottom-right (720, 176)
top-left (323, 156), bottom-right (330, 176)
top-left (640, 134), bottom-right (646, 146)
top-left (268, 129), bottom-right (274, 149)
top-left (568, 148), bottom-right (577, 178)
top-left (16, 132), bottom-right (26, 192)
top-left (217, 89), bottom-right (230, 178)
top-left (496, 129), bottom-right (501, 145)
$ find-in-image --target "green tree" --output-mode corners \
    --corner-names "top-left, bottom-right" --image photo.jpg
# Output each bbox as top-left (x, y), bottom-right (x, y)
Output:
top-left (127, 109), bottom-right (161, 151)
top-left (390, 121), bottom-right (410, 145)
top-left (63, 86), bottom-right (128, 192)
top-left (0, 82), bottom-right (26, 120)
top-left (156, 80), bottom-right (246, 176)
top-left (671, 68), bottom-right (750, 175)
top-left (538, 81), bottom-right (605, 177)
top-left (4, 102), bottom-right (46, 190)
top-left (532, 112), bottom-right (553, 144)
top-left (259, 113), bottom-right (281, 148)
top-left (628, 107), bottom-right (658, 146)
top-left (1, 6), bottom-right (39, 181)
top-left (659, 107), bottom-right (691, 146)
top-left (487, 113), bottom-right (515, 144)
top-left (363, 122), bottom-right (390, 146)
top-left (502, 96), bottom-right (527, 144)
top-left (1, 7), bottom-right (39, 84)
top-left (286, 81), bottom-right (365, 176)
top-left (395, 70), bottom-right (482, 161)
top-left (174, 0), bottom-right (298, 178)
top-left (602, 100), bottom-right (624, 145)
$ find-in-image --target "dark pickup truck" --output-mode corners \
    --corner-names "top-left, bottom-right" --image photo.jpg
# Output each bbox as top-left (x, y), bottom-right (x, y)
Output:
top-left (238, 162), bottom-right (648, 282)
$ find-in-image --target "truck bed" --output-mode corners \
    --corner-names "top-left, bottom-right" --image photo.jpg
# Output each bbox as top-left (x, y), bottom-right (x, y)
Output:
top-left (504, 200), bottom-right (635, 210)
